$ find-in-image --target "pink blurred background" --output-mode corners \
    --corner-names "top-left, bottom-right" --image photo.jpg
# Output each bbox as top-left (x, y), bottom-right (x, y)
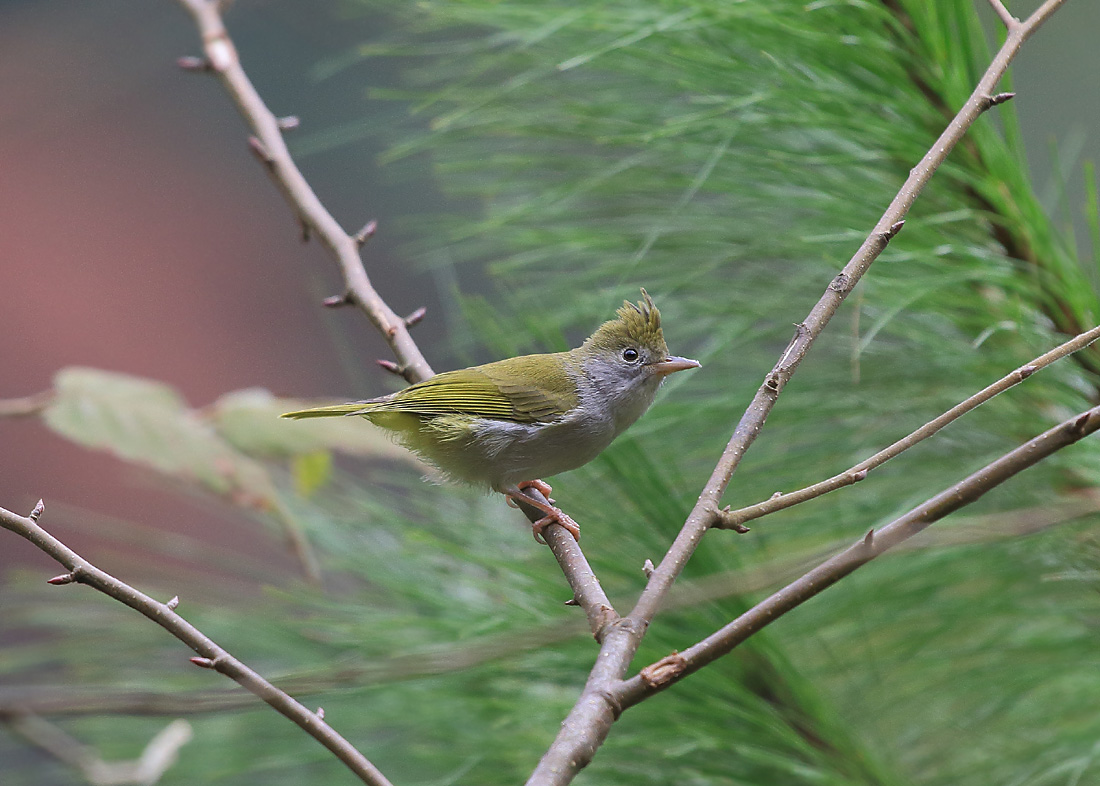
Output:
top-left (0, 1), bottom-right (445, 577)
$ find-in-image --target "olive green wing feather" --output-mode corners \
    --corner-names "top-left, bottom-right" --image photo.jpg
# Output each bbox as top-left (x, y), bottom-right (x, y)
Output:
top-left (282, 353), bottom-right (579, 424)
top-left (378, 354), bottom-right (578, 423)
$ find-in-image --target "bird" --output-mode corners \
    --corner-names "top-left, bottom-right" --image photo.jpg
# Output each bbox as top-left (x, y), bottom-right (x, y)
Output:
top-left (281, 290), bottom-right (700, 543)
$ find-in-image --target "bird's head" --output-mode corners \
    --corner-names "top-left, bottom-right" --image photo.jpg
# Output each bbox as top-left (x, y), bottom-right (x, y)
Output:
top-left (573, 290), bottom-right (700, 427)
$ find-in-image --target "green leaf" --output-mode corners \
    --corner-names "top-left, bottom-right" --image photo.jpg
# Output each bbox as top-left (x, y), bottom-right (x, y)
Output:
top-left (43, 367), bottom-right (278, 511)
top-left (210, 388), bottom-right (419, 466)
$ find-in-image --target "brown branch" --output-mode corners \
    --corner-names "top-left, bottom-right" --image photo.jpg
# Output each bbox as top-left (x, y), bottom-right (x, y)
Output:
top-left (617, 402), bottom-right (1100, 705)
top-left (5, 712), bottom-right (192, 785)
top-left (716, 323), bottom-right (1100, 530)
top-left (527, 1), bottom-right (1068, 782)
top-left (173, 0), bottom-right (432, 385)
top-left (986, 0), bottom-right (1019, 29)
top-left (0, 390), bottom-right (53, 418)
top-left (171, 0), bottom-right (614, 644)
top-left (513, 487), bottom-right (619, 639)
top-left (0, 502), bottom-right (395, 786)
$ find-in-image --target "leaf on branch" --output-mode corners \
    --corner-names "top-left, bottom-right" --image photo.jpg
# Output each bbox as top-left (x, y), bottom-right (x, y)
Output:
top-left (41, 368), bottom-right (419, 510)
top-left (208, 387), bottom-right (416, 464)
top-left (44, 368), bottom-right (279, 511)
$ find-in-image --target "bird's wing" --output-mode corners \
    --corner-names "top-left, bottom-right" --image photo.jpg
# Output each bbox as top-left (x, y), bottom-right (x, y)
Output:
top-left (374, 356), bottom-right (579, 423)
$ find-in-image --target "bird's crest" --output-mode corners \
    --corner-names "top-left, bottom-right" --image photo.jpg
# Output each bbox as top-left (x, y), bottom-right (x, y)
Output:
top-left (584, 288), bottom-right (667, 354)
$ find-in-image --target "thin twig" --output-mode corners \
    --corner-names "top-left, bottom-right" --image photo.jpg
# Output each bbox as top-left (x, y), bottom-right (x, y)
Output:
top-left (511, 487), bottom-right (618, 637)
top-left (173, 0), bottom-right (432, 385)
top-left (527, 2), bottom-right (1067, 782)
top-left (171, 0), bottom-right (613, 643)
top-left (717, 323), bottom-right (1100, 530)
top-left (0, 502), bottom-right (395, 786)
top-left (986, 0), bottom-right (1019, 29)
top-left (0, 390), bottom-right (54, 418)
top-left (617, 402), bottom-right (1100, 704)
top-left (5, 712), bottom-right (192, 786)
top-left (10, 483), bottom-right (1096, 724)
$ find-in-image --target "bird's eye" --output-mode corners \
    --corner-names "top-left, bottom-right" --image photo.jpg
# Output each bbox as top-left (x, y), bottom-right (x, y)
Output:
top-left (622, 348), bottom-right (640, 363)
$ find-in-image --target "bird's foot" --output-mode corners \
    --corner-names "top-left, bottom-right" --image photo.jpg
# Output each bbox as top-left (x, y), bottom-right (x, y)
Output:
top-left (504, 480), bottom-right (579, 544)
top-left (517, 479), bottom-right (555, 504)
top-left (531, 509), bottom-right (581, 544)
top-left (506, 479), bottom-right (555, 507)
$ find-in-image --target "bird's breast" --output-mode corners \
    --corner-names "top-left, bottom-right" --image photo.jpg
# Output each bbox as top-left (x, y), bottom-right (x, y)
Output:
top-left (468, 406), bottom-right (617, 490)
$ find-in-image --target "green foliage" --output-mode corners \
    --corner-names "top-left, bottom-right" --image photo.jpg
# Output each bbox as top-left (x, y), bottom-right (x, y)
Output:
top-left (6, 2), bottom-right (1100, 785)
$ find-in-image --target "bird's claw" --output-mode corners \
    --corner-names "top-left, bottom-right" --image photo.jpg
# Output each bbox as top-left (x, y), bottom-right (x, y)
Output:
top-left (532, 510), bottom-right (581, 544)
top-left (518, 479), bottom-right (554, 498)
top-left (505, 480), bottom-right (579, 544)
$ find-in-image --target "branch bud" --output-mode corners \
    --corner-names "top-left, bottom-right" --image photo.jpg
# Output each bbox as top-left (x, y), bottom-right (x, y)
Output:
top-left (176, 56), bottom-right (210, 72)
top-left (354, 220), bottom-right (378, 247)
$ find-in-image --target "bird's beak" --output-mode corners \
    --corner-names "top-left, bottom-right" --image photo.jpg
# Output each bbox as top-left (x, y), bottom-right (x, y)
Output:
top-left (651, 356), bottom-right (701, 376)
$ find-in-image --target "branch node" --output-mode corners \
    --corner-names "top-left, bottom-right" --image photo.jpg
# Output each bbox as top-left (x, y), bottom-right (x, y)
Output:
top-left (709, 504), bottom-right (751, 533)
top-left (323, 292), bottom-right (353, 308)
top-left (166, 596), bottom-right (180, 610)
top-left (642, 558), bottom-right (655, 578)
top-left (714, 512), bottom-right (751, 534)
top-left (876, 220), bottom-right (905, 246)
top-left (354, 220), bottom-right (378, 247)
top-left (764, 372), bottom-right (781, 393)
top-left (176, 55), bottom-right (211, 72)
top-left (404, 306), bottom-right (427, 328)
top-left (851, 468), bottom-right (869, 483)
top-left (639, 651), bottom-right (687, 688)
top-left (247, 136), bottom-right (274, 166)
top-left (46, 573), bottom-right (75, 586)
top-left (316, 706), bottom-right (325, 720)
top-left (277, 115), bottom-right (301, 132)
top-left (596, 689), bottom-right (624, 720)
top-left (29, 499), bottom-right (45, 522)
top-left (564, 598), bottom-right (580, 606)
top-left (863, 528), bottom-right (875, 548)
top-left (1017, 364), bottom-right (1037, 380)
top-left (770, 491), bottom-right (783, 500)
top-left (985, 92), bottom-right (1016, 109)
top-left (190, 656), bottom-right (218, 670)
top-left (376, 359), bottom-right (406, 377)
top-left (1069, 411), bottom-right (1094, 436)
top-left (828, 273), bottom-right (851, 293)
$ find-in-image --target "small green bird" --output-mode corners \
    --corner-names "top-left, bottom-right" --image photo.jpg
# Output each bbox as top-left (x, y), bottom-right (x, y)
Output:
top-left (282, 290), bottom-right (699, 542)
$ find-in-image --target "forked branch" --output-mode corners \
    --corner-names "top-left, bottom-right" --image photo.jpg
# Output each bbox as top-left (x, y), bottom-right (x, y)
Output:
top-left (619, 402), bottom-right (1100, 703)
top-left (174, 0), bottom-right (432, 385)
top-left (528, 1), bottom-right (1068, 782)
top-left (171, 0), bottom-right (611, 645)
top-left (716, 323), bottom-right (1100, 530)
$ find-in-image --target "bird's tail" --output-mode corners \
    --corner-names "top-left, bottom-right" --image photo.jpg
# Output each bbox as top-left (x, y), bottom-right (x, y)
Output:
top-left (280, 401), bottom-right (379, 419)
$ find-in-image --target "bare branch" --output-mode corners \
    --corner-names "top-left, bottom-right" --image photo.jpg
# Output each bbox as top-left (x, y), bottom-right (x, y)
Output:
top-left (986, 0), bottom-right (1019, 29)
top-left (170, 0), bottom-right (601, 593)
top-left (617, 403), bottom-right (1100, 705)
top-left (5, 712), bottom-right (192, 786)
top-left (173, 0), bottom-right (433, 384)
top-left (513, 487), bottom-right (619, 639)
top-left (717, 323), bottom-right (1100, 530)
top-left (527, 2), bottom-right (1068, 781)
top-left (0, 390), bottom-right (53, 418)
top-left (0, 502), bottom-right (395, 786)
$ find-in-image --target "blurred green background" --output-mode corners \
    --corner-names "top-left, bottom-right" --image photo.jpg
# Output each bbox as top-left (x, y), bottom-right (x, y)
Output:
top-left (2, 1), bottom-right (1100, 784)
